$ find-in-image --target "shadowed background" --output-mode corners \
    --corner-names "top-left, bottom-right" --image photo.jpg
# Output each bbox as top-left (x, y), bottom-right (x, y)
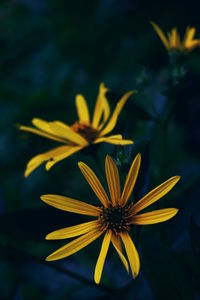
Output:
top-left (0, 0), bottom-right (200, 299)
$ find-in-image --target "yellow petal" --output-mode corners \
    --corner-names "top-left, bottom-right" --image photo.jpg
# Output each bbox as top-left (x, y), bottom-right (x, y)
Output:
top-left (185, 39), bottom-right (200, 51)
top-left (111, 234), bottom-right (129, 273)
top-left (185, 27), bottom-right (196, 44)
top-left (131, 208), bottom-right (178, 225)
top-left (131, 176), bottom-right (181, 214)
top-left (120, 153), bottom-right (141, 206)
top-left (78, 162), bottom-right (110, 207)
top-left (120, 232), bottom-right (140, 278)
top-left (32, 118), bottom-right (54, 134)
top-left (46, 220), bottom-right (99, 240)
top-left (100, 91), bottom-right (136, 137)
top-left (92, 83), bottom-right (110, 128)
top-left (24, 157), bottom-right (45, 177)
top-left (24, 145), bottom-right (73, 177)
top-left (20, 125), bottom-right (66, 143)
top-left (94, 230), bottom-right (111, 284)
top-left (105, 156), bottom-right (121, 206)
top-left (94, 135), bottom-right (133, 145)
top-left (54, 121), bottom-right (71, 129)
top-left (45, 146), bottom-right (83, 170)
top-left (49, 122), bottom-right (88, 146)
top-left (75, 94), bottom-right (90, 123)
top-left (170, 28), bottom-right (178, 48)
top-left (93, 135), bottom-right (122, 143)
top-left (151, 21), bottom-right (170, 50)
top-left (40, 194), bottom-right (101, 216)
top-left (46, 229), bottom-right (103, 261)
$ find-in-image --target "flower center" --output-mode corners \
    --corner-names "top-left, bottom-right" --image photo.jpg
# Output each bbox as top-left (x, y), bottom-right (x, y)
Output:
top-left (71, 121), bottom-right (99, 143)
top-left (99, 205), bottom-right (131, 234)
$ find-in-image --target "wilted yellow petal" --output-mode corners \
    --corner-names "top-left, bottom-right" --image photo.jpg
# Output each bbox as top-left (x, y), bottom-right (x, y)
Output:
top-left (120, 232), bottom-right (140, 278)
top-left (78, 162), bottom-right (110, 207)
top-left (46, 229), bottom-right (103, 261)
top-left (105, 156), bottom-right (121, 206)
top-left (131, 176), bottom-right (180, 214)
top-left (75, 94), bottom-right (90, 123)
top-left (41, 194), bottom-right (101, 216)
top-left (131, 208), bottom-right (178, 225)
top-left (94, 230), bottom-right (111, 284)
top-left (120, 154), bottom-right (141, 206)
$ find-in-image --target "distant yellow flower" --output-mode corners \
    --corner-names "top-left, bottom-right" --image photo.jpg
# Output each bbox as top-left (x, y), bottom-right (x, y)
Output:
top-left (41, 154), bottom-right (180, 284)
top-left (20, 83), bottom-right (135, 177)
top-left (151, 21), bottom-right (200, 52)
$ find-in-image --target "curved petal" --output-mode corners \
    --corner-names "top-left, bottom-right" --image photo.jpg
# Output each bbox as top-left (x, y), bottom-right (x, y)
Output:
top-left (24, 156), bottom-right (45, 177)
top-left (46, 220), bottom-right (99, 240)
top-left (111, 234), bottom-right (129, 273)
top-left (93, 135), bottom-right (122, 143)
top-left (94, 135), bottom-right (133, 145)
top-left (170, 28), bottom-right (181, 49)
top-left (131, 176), bottom-right (181, 215)
top-left (120, 232), bottom-right (140, 278)
top-left (75, 94), bottom-right (90, 123)
top-left (185, 27), bottom-right (196, 45)
top-left (105, 156), bottom-right (121, 206)
top-left (46, 229), bottom-right (103, 261)
top-left (94, 230), bottom-right (111, 284)
top-left (45, 145), bottom-right (83, 170)
top-left (20, 125), bottom-right (66, 143)
top-left (32, 118), bottom-right (55, 134)
top-left (78, 162), bottom-right (110, 207)
top-left (92, 83), bottom-right (110, 128)
top-left (130, 208), bottom-right (178, 225)
top-left (120, 153), bottom-right (141, 206)
top-left (24, 145), bottom-right (73, 177)
top-left (49, 122), bottom-right (88, 146)
top-left (186, 40), bottom-right (200, 51)
top-left (41, 194), bottom-right (101, 216)
top-left (100, 91), bottom-right (136, 137)
top-left (151, 21), bottom-right (170, 50)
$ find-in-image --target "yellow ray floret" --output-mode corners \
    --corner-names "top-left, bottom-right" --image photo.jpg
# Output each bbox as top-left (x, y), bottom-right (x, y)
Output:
top-left (20, 83), bottom-right (135, 177)
top-left (151, 21), bottom-right (200, 52)
top-left (41, 154), bottom-right (180, 284)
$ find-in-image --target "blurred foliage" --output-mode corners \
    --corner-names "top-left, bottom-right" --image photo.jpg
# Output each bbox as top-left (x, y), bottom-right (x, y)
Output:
top-left (0, 0), bottom-right (200, 299)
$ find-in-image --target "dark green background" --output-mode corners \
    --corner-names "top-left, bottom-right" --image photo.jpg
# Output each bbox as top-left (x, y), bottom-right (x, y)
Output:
top-left (0, 0), bottom-right (200, 299)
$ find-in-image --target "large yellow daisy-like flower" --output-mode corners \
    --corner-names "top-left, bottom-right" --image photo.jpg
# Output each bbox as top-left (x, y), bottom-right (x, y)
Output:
top-left (20, 84), bottom-right (135, 177)
top-left (41, 154), bottom-right (180, 284)
top-left (151, 21), bottom-right (200, 52)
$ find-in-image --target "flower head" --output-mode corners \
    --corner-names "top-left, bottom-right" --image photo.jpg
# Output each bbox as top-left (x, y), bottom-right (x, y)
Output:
top-left (20, 84), bottom-right (135, 177)
top-left (151, 21), bottom-right (200, 52)
top-left (41, 154), bottom-right (180, 284)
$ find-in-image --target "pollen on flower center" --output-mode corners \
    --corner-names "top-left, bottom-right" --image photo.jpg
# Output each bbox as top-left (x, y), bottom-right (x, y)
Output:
top-left (99, 205), bottom-right (131, 234)
top-left (71, 121), bottom-right (99, 143)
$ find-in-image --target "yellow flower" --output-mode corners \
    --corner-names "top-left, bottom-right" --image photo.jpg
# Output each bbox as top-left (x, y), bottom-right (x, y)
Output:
top-left (41, 154), bottom-right (180, 284)
top-left (20, 84), bottom-right (135, 177)
top-left (151, 21), bottom-right (200, 52)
